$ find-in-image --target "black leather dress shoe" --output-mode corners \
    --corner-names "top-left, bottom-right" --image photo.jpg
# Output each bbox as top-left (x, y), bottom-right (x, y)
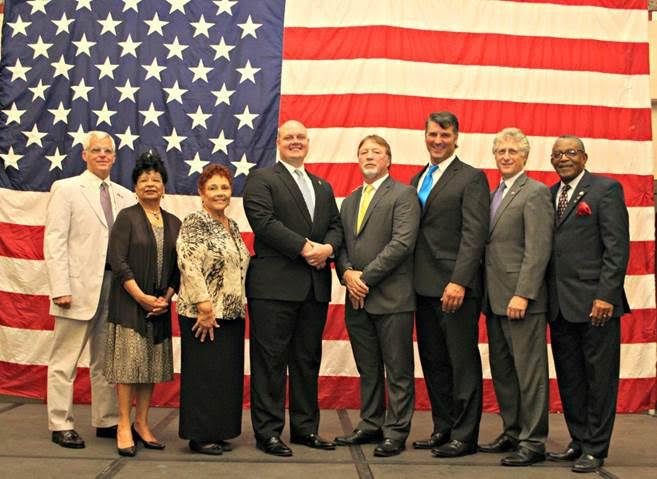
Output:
top-left (547, 445), bottom-right (582, 462)
top-left (478, 433), bottom-right (518, 453)
top-left (501, 447), bottom-right (545, 466)
top-left (132, 425), bottom-right (165, 450)
top-left (572, 453), bottom-right (604, 473)
top-left (218, 440), bottom-right (233, 452)
top-left (431, 439), bottom-right (477, 458)
top-left (290, 433), bottom-right (336, 450)
top-left (52, 430), bottom-right (85, 449)
top-left (412, 432), bottom-right (450, 450)
top-left (96, 425), bottom-right (118, 438)
top-left (373, 438), bottom-right (405, 457)
top-left (256, 436), bottom-right (293, 457)
top-left (189, 440), bottom-right (223, 455)
top-left (335, 429), bottom-right (383, 446)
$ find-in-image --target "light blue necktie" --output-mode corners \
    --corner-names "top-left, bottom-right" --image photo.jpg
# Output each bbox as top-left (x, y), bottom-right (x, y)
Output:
top-left (418, 164), bottom-right (438, 207)
top-left (293, 169), bottom-right (315, 219)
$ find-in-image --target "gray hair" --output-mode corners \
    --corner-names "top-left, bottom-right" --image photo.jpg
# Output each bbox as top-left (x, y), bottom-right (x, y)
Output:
top-left (492, 127), bottom-right (530, 156)
top-left (554, 134), bottom-right (586, 153)
top-left (82, 131), bottom-right (116, 151)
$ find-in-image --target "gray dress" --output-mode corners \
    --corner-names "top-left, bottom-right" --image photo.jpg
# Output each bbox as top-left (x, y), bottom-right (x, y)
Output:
top-left (104, 224), bottom-right (173, 384)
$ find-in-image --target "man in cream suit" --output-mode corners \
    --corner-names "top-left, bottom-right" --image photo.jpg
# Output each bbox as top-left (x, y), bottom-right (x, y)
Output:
top-left (479, 128), bottom-right (553, 466)
top-left (334, 135), bottom-right (420, 457)
top-left (44, 131), bottom-right (132, 448)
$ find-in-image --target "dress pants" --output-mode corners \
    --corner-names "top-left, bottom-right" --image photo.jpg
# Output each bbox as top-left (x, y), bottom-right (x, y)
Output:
top-left (550, 313), bottom-right (620, 458)
top-left (47, 272), bottom-right (118, 431)
top-left (415, 295), bottom-right (483, 445)
top-left (345, 306), bottom-right (414, 441)
top-left (487, 312), bottom-right (549, 453)
top-left (248, 295), bottom-right (328, 440)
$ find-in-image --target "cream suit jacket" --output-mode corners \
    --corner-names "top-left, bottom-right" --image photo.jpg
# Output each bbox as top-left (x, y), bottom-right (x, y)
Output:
top-left (44, 171), bottom-right (133, 320)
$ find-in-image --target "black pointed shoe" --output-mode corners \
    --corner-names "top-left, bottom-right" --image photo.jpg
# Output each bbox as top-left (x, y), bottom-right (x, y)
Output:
top-left (256, 436), bottom-right (293, 457)
top-left (290, 433), bottom-right (336, 450)
top-left (52, 430), bottom-right (85, 449)
top-left (572, 454), bottom-right (604, 473)
top-left (412, 432), bottom-right (450, 450)
top-left (132, 425), bottom-right (165, 450)
top-left (189, 440), bottom-right (223, 455)
top-left (373, 438), bottom-right (405, 457)
top-left (547, 445), bottom-right (582, 462)
top-left (431, 439), bottom-right (477, 458)
top-left (334, 429), bottom-right (383, 446)
top-left (501, 447), bottom-right (545, 466)
top-left (478, 433), bottom-right (518, 453)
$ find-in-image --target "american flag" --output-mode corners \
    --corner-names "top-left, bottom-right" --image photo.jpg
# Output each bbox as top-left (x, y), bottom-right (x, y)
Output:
top-left (0, 0), bottom-right (655, 412)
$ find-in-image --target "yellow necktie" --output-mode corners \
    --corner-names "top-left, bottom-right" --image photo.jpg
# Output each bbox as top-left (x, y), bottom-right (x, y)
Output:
top-left (356, 184), bottom-right (374, 233)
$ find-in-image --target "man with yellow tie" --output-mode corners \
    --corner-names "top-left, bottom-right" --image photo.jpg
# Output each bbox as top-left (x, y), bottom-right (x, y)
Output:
top-left (334, 135), bottom-right (421, 457)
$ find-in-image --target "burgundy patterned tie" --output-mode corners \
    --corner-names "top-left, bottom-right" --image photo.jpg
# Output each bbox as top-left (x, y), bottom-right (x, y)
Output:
top-left (557, 184), bottom-right (570, 218)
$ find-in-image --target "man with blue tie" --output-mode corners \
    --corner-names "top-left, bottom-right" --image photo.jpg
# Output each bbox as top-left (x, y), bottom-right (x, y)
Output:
top-left (411, 112), bottom-right (490, 457)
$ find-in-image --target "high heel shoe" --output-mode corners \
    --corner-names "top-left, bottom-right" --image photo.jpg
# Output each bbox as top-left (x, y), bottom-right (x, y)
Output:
top-left (132, 424), bottom-right (165, 450)
top-left (117, 444), bottom-right (137, 457)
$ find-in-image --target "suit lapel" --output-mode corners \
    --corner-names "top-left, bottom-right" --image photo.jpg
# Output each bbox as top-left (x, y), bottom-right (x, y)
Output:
top-left (556, 170), bottom-right (590, 228)
top-left (422, 157), bottom-right (461, 215)
top-left (357, 177), bottom-right (391, 236)
top-left (275, 162), bottom-right (312, 226)
top-left (79, 180), bottom-right (109, 228)
top-left (308, 173), bottom-right (325, 232)
top-left (490, 173), bottom-right (527, 233)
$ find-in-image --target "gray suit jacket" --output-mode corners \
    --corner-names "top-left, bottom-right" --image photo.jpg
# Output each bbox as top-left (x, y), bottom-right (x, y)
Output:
top-left (484, 173), bottom-right (554, 316)
top-left (336, 176), bottom-right (421, 315)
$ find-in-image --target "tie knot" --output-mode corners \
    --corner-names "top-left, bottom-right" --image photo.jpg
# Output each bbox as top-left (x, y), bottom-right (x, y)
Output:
top-left (364, 184), bottom-right (374, 194)
top-left (100, 181), bottom-right (108, 190)
top-left (294, 168), bottom-right (303, 177)
top-left (427, 164), bottom-right (439, 175)
top-left (499, 181), bottom-right (507, 191)
top-left (562, 183), bottom-right (571, 193)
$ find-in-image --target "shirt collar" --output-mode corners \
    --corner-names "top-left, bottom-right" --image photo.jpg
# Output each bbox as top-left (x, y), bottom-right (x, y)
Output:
top-left (501, 170), bottom-right (524, 190)
top-left (279, 159), bottom-right (305, 177)
top-left (430, 152), bottom-right (456, 172)
top-left (560, 169), bottom-right (586, 191)
top-left (82, 169), bottom-right (111, 187)
top-left (363, 173), bottom-right (389, 192)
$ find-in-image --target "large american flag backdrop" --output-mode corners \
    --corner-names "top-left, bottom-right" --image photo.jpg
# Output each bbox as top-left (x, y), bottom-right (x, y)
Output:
top-left (0, 0), bottom-right (655, 412)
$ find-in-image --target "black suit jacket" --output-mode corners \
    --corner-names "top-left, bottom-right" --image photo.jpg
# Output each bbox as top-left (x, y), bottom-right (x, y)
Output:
top-left (411, 157), bottom-right (490, 298)
top-left (547, 170), bottom-right (630, 322)
top-left (243, 162), bottom-right (343, 302)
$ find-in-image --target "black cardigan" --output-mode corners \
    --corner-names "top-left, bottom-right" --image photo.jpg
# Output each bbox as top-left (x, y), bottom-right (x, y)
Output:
top-left (108, 204), bottom-right (181, 343)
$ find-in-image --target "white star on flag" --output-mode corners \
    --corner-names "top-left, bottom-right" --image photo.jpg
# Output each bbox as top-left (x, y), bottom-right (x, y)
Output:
top-left (142, 58), bottom-right (166, 81)
top-left (98, 13), bottom-right (122, 36)
top-left (163, 80), bottom-right (187, 104)
top-left (3, 104), bottom-right (26, 125)
top-left (28, 36), bottom-right (53, 59)
top-left (93, 102), bottom-right (117, 126)
top-left (7, 16), bottom-right (31, 37)
top-left (232, 153), bottom-right (256, 177)
top-left (187, 106), bottom-right (211, 129)
top-left (46, 147), bottom-right (66, 171)
top-left (140, 103), bottom-right (164, 126)
top-left (22, 125), bottom-right (47, 147)
top-left (68, 125), bottom-right (87, 147)
top-left (27, 0), bottom-right (50, 15)
top-left (73, 33), bottom-right (96, 57)
top-left (214, 0), bottom-right (237, 15)
top-left (8, 59), bottom-right (31, 82)
top-left (212, 83), bottom-right (235, 106)
top-left (51, 55), bottom-right (73, 79)
top-left (191, 15), bottom-right (213, 38)
top-left (185, 153), bottom-right (209, 175)
top-left (71, 78), bottom-right (94, 101)
top-left (48, 102), bottom-right (71, 125)
top-left (116, 79), bottom-right (139, 103)
top-left (122, 0), bottom-right (141, 12)
top-left (95, 57), bottom-right (118, 80)
top-left (210, 130), bottom-right (233, 154)
top-left (52, 12), bottom-right (74, 35)
top-left (189, 59), bottom-right (211, 82)
top-left (29, 80), bottom-right (49, 101)
top-left (145, 12), bottom-right (168, 36)
top-left (237, 60), bottom-right (260, 84)
top-left (167, 0), bottom-right (191, 14)
top-left (234, 105), bottom-right (259, 129)
top-left (238, 15), bottom-right (262, 39)
top-left (76, 0), bottom-right (92, 11)
top-left (1, 146), bottom-right (23, 170)
top-left (163, 128), bottom-right (187, 152)
top-left (164, 36), bottom-right (188, 60)
top-left (118, 34), bottom-right (141, 57)
top-left (117, 126), bottom-right (139, 150)
top-left (211, 37), bottom-right (235, 61)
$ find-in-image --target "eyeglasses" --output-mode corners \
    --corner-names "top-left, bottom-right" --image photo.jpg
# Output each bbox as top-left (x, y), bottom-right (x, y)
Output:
top-left (88, 147), bottom-right (115, 155)
top-left (551, 149), bottom-right (584, 160)
top-left (494, 148), bottom-right (522, 157)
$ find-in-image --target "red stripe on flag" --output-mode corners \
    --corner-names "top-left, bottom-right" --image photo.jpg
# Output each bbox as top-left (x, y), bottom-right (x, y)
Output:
top-left (0, 292), bottom-right (53, 330)
top-left (280, 94), bottom-right (652, 141)
top-left (0, 362), bottom-right (654, 412)
top-left (284, 26), bottom-right (648, 75)
top-left (504, 0), bottom-right (647, 9)
top-left (0, 222), bottom-right (44, 260)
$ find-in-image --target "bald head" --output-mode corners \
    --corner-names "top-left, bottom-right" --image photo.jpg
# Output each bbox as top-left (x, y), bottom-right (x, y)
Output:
top-left (277, 120), bottom-right (309, 168)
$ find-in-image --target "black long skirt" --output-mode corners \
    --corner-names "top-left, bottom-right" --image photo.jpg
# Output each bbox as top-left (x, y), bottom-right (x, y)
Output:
top-left (178, 316), bottom-right (245, 441)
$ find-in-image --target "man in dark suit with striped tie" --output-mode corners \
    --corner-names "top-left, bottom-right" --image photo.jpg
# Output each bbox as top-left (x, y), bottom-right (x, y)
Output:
top-left (243, 120), bottom-right (343, 457)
